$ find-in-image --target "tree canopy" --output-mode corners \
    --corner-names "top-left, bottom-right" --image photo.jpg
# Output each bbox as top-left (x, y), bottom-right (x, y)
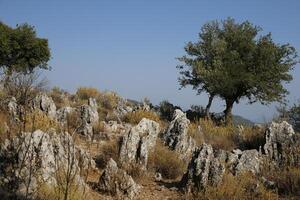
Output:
top-left (178, 18), bottom-right (298, 124)
top-left (0, 22), bottom-right (51, 74)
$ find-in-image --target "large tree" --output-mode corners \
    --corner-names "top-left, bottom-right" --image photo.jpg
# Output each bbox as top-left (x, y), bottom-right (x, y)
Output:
top-left (178, 18), bottom-right (298, 124)
top-left (0, 22), bottom-right (51, 74)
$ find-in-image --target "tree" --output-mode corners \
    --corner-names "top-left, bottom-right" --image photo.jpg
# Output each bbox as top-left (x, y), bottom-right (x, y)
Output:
top-left (178, 18), bottom-right (298, 124)
top-left (0, 22), bottom-right (51, 74)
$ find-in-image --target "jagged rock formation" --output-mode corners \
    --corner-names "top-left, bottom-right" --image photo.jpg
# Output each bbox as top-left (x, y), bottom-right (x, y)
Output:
top-left (56, 106), bottom-right (76, 125)
top-left (0, 130), bottom-right (94, 198)
top-left (264, 121), bottom-right (299, 166)
top-left (98, 158), bottom-right (140, 200)
top-left (32, 93), bottom-right (57, 119)
top-left (229, 149), bottom-right (261, 175)
top-left (79, 98), bottom-right (99, 138)
top-left (163, 109), bottom-right (196, 159)
top-left (181, 144), bottom-right (225, 192)
top-left (7, 97), bottom-right (19, 121)
top-left (181, 143), bottom-right (262, 192)
top-left (119, 118), bottom-right (160, 169)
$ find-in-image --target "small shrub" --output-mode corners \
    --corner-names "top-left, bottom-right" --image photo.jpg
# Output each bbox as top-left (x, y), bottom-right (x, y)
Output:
top-left (148, 141), bottom-right (186, 179)
top-left (188, 122), bottom-right (204, 145)
top-left (123, 110), bottom-right (161, 125)
top-left (191, 172), bottom-right (278, 200)
top-left (125, 163), bottom-right (147, 183)
top-left (238, 126), bottom-right (266, 150)
top-left (49, 86), bottom-right (70, 109)
top-left (76, 87), bottom-right (100, 100)
top-left (198, 119), bottom-right (237, 151)
top-left (24, 111), bottom-right (59, 132)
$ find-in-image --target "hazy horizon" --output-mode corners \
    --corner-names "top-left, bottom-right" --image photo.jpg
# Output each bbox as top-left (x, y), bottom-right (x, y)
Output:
top-left (1, 0), bottom-right (300, 123)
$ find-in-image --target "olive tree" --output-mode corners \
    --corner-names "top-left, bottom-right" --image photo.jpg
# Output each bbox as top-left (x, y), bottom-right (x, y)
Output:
top-left (178, 18), bottom-right (298, 124)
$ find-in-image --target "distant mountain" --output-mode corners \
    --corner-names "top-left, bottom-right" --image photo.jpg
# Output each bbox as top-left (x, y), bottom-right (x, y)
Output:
top-left (232, 115), bottom-right (255, 126)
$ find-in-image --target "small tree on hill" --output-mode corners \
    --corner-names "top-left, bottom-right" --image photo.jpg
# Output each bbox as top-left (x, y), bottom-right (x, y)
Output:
top-left (0, 22), bottom-right (51, 74)
top-left (178, 18), bottom-right (298, 124)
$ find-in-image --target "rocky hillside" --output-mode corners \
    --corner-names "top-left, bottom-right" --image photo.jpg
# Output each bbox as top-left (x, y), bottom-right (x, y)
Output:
top-left (0, 89), bottom-right (299, 200)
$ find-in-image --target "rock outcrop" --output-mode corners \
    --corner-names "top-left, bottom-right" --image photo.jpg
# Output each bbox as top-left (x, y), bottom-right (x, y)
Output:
top-left (119, 118), bottom-right (160, 169)
top-left (229, 149), bottom-right (261, 175)
top-left (264, 121), bottom-right (298, 166)
top-left (32, 93), bottom-right (57, 119)
top-left (7, 97), bottom-right (19, 121)
top-left (163, 109), bottom-right (196, 159)
top-left (98, 158), bottom-right (140, 200)
top-left (0, 130), bottom-right (94, 198)
top-left (79, 98), bottom-right (99, 138)
top-left (181, 144), bottom-right (262, 192)
top-left (56, 106), bottom-right (76, 125)
top-left (181, 144), bottom-right (225, 192)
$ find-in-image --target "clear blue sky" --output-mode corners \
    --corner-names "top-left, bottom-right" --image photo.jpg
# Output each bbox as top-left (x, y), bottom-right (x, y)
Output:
top-left (1, 0), bottom-right (300, 122)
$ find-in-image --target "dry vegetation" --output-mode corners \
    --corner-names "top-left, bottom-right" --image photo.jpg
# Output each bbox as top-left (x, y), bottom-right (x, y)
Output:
top-left (190, 172), bottom-right (278, 200)
top-left (148, 141), bottom-right (186, 179)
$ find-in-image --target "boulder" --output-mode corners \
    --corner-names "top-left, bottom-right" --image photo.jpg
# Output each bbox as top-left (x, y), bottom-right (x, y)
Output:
top-left (264, 121), bottom-right (298, 165)
top-left (181, 144), bottom-right (263, 192)
top-left (7, 97), bottom-right (19, 120)
top-left (56, 106), bottom-right (76, 125)
top-left (229, 149), bottom-right (261, 175)
top-left (32, 93), bottom-right (57, 120)
top-left (98, 158), bottom-right (139, 200)
top-left (119, 118), bottom-right (160, 169)
top-left (80, 98), bottom-right (99, 124)
top-left (79, 98), bottom-right (99, 138)
top-left (0, 130), bottom-right (93, 198)
top-left (163, 109), bottom-right (196, 159)
top-left (181, 143), bottom-right (225, 192)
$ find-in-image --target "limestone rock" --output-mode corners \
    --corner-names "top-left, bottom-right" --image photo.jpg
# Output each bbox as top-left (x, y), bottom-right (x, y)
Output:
top-left (80, 98), bottom-right (99, 124)
top-left (119, 118), bottom-right (160, 169)
top-left (163, 109), bottom-right (196, 159)
top-left (56, 106), bottom-right (76, 125)
top-left (0, 130), bottom-right (93, 198)
top-left (181, 143), bottom-right (225, 192)
top-left (32, 93), bottom-right (57, 119)
top-left (7, 97), bottom-right (19, 120)
top-left (79, 98), bottom-right (99, 138)
top-left (229, 149), bottom-right (261, 175)
top-left (98, 158), bottom-right (139, 200)
top-left (264, 121), bottom-right (298, 165)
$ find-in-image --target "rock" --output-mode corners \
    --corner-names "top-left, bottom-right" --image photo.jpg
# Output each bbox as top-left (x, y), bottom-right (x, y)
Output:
top-left (155, 173), bottom-right (162, 182)
top-left (7, 97), bottom-right (19, 120)
top-left (56, 106), bottom-right (76, 125)
top-left (181, 143), bottom-right (264, 192)
top-left (98, 158), bottom-right (140, 200)
top-left (79, 98), bottom-right (99, 138)
top-left (264, 121), bottom-right (298, 165)
top-left (32, 93), bottom-right (57, 119)
top-left (119, 118), bottom-right (160, 169)
top-left (229, 149), bottom-right (261, 175)
top-left (80, 98), bottom-right (99, 124)
top-left (181, 143), bottom-right (225, 192)
top-left (163, 109), bottom-right (196, 159)
top-left (103, 121), bottom-right (125, 133)
top-left (0, 130), bottom-right (93, 198)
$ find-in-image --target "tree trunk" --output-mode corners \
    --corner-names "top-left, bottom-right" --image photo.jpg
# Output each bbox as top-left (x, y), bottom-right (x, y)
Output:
top-left (205, 95), bottom-right (214, 119)
top-left (224, 99), bottom-right (235, 125)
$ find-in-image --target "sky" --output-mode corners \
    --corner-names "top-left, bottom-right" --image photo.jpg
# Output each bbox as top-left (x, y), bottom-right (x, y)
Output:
top-left (0, 0), bottom-right (300, 122)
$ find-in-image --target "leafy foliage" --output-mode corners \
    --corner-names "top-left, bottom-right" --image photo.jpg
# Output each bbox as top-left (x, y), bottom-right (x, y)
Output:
top-left (0, 22), bottom-right (51, 74)
top-left (178, 18), bottom-right (298, 124)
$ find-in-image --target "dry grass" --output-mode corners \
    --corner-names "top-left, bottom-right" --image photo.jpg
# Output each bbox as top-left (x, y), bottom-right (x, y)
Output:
top-left (95, 139), bottom-right (120, 169)
top-left (190, 172), bottom-right (278, 200)
top-left (148, 141), bottom-right (186, 179)
top-left (196, 119), bottom-right (238, 151)
top-left (24, 111), bottom-right (59, 132)
top-left (123, 110), bottom-right (162, 126)
top-left (76, 87), bottom-right (100, 100)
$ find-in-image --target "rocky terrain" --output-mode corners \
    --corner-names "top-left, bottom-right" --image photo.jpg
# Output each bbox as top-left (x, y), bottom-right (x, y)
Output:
top-left (0, 90), bottom-right (299, 200)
